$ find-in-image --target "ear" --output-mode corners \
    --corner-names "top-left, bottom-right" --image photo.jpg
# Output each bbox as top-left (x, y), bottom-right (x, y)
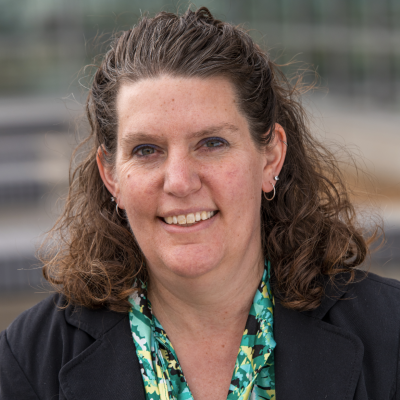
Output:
top-left (96, 146), bottom-right (124, 209)
top-left (261, 123), bottom-right (287, 193)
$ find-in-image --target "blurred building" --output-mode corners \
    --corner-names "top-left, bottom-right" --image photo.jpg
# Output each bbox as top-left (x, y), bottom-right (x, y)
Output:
top-left (1, 0), bottom-right (399, 103)
top-left (0, 0), bottom-right (399, 298)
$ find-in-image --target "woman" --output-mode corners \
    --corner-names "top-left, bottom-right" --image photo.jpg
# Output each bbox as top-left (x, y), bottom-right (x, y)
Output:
top-left (1, 7), bottom-right (399, 400)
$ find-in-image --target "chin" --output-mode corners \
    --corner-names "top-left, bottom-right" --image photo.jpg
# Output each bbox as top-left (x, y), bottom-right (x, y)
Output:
top-left (161, 249), bottom-right (223, 279)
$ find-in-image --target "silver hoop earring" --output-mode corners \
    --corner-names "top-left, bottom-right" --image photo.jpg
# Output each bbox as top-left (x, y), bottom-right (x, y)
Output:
top-left (115, 204), bottom-right (125, 219)
top-left (281, 140), bottom-right (288, 147)
top-left (263, 176), bottom-right (279, 201)
top-left (263, 184), bottom-right (275, 201)
top-left (111, 196), bottom-right (126, 219)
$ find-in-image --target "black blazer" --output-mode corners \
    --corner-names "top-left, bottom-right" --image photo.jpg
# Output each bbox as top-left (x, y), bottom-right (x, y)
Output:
top-left (1, 271), bottom-right (400, 400)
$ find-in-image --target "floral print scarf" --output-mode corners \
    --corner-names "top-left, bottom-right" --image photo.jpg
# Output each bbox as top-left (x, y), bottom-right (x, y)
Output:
top-left (129, 262), bottom-right (276, 400)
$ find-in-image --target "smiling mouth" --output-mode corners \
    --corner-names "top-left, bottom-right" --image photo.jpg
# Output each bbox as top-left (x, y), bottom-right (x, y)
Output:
top-left (161, 210), bottom-right (218, 227)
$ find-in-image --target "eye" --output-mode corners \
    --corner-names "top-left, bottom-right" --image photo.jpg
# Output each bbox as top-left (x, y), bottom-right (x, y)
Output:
top-left (133, 145), bottom-right (157, 157)
top-left (202, 137), bottom-right (228, 149)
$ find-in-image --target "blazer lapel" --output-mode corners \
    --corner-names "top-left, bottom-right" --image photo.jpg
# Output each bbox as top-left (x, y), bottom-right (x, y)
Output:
top-left (57, 276), bottom-right (366, 400)
top-left (59, 307), bottom-right (146, 400)
top-left (274, 296), bottom-right (365, 400)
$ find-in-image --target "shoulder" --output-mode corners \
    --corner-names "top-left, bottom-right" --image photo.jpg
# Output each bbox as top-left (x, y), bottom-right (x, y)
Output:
top-left (4, 293), bottom-right (66, 337)
top-left (0, 294), bottom-right (71, 398)
top-left (2, 294), bottom-right (67, 355)
top-left (0, 293), bottom-right (129, 398)
top-left (1, 292), bottom-right (127, 360)
top-left (0, 294), bottom-right (96, 398)
top-left (354, 270), bottom-right (400, 292)
top-left (344, 271), bottom-right (400, 311)
top-left (2, 293), bottom-right (89, 355)
top-left (1, 290), bottom-right (129, 359)
top-left (324, 270), bottom-right (400, 338)
top-left (325, 272), bottom-right (400, 397)
top-left (1, 292), bottom-right (96, 364)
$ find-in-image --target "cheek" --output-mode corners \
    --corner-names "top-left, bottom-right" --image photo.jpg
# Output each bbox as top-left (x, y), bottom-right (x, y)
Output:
top-left (118, 168), bottom-right (160, 216)
top-left (217, 158), bottom-right (263, 204)
top-left (212, 159), bottom-right (263, 243)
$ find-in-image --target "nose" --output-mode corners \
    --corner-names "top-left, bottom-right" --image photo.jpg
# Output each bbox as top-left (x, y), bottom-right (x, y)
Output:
top-left (163, 152), bottom-right (201, 198)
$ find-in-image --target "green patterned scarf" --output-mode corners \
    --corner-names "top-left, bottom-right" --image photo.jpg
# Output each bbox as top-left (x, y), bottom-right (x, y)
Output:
top-left (129, 262), bottom-right (276, 400)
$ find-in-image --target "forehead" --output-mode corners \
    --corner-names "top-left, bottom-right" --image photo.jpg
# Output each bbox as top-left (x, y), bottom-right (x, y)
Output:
top-left (116, 76), bottom-right (247, 138)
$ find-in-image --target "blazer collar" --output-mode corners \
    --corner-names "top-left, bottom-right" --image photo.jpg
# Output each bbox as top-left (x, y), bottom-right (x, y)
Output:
top-left (58, 274), bottom-right (366, 400)
top-left (59, 303), bottom-right (146, 400)
top-left (274, 274), bottom-right (365, 400)
top-left (64, 301), bottom-right (126, 339)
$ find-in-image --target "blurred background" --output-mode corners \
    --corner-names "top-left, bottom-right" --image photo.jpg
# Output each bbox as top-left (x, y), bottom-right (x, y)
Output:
top-left (1, 0), bottom-right (399, 330)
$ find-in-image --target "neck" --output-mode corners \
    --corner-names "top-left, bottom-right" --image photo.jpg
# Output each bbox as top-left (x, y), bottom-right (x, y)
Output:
top-left (147, 252), bottom-right (264, 337)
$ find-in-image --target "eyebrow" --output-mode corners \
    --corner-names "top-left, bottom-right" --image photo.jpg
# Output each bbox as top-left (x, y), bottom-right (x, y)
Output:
top-left (120, 123), bottom-right (239, 148)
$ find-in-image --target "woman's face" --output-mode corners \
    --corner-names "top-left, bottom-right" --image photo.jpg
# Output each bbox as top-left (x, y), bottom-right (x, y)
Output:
top-left (99, 76), bottom-right (284, 282)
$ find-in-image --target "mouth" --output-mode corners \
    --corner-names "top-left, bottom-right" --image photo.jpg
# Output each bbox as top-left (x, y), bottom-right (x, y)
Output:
top-left (160, 210), bottom-right (218, 227)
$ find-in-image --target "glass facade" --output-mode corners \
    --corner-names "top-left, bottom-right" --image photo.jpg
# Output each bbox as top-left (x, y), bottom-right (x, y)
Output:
top-left (0, 0), bottom-right (399, 103)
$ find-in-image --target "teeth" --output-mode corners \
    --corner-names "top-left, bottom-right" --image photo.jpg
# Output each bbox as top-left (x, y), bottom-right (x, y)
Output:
top-left (163, 210), bottom-right (216, 226)
top-left (186, 213), bottom-right (195, 224)
top-left (177, 215), bottom-right (186, 225)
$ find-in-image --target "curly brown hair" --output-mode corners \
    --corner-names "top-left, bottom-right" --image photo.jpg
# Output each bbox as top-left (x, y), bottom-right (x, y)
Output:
top-left (40, 7), bottom-right (376, 313)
